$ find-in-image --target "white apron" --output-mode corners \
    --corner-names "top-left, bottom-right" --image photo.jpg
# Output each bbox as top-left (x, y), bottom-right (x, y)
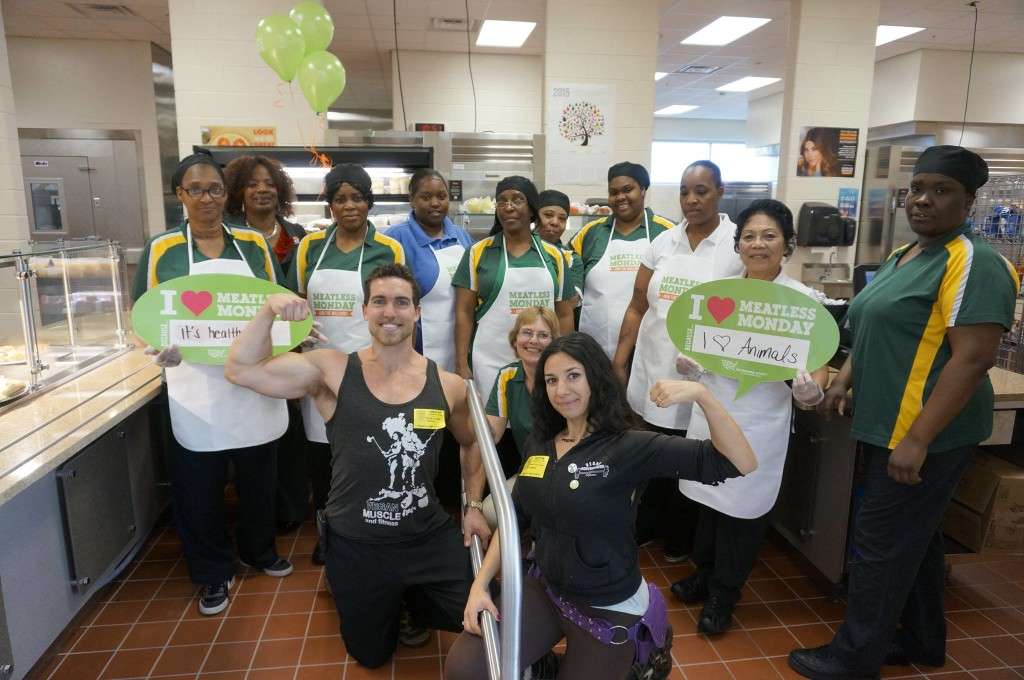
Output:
top-left (301, 226), bottom-right (369, 443)
top-left (680, 273), bottom-right (808, 519)
top-left (420, 242), bottom-right (465, 372)
top-left (578, 212), bottom-right (651, 359)
top-left (626, 252), bottom-right (714, 430)
top-left (166, 224), bottom-right (288, 452)
top-left (471, 236), bottom-right (555, 401)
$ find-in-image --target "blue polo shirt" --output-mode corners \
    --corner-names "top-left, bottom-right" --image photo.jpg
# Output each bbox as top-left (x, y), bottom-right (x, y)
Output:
top-left (385, 213), bottom-right (474, 296)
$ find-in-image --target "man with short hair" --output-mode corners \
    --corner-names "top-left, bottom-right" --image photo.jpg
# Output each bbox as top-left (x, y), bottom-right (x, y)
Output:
top-left (226, 263), bottom-right (490, 668)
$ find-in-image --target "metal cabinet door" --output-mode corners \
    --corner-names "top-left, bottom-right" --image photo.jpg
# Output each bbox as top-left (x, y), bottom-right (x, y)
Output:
top-left (55, 425), bottom-right (136, 589)
top-left (21, 156), bottom-right (96, 241)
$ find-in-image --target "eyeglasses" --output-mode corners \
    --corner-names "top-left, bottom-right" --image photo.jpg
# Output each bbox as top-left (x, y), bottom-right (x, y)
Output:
top-left (518, 328), bottom-right (552, 342)
top-left (496, 196), bottom-right (528, 209)
top-left (184, 184), bottom-right (225, 198)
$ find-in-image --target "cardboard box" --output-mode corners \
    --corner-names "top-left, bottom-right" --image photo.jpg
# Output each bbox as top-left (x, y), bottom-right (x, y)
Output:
top-left (943, 451), bottom-right (1024, 553)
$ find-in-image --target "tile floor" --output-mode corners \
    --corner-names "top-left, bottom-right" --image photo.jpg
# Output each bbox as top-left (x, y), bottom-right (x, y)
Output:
top-left (24, 519), bottom-right (1024, 680)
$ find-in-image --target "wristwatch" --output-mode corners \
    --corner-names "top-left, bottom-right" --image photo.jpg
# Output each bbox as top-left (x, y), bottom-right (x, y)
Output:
top-left (465, 500), bottom-right (484, 514)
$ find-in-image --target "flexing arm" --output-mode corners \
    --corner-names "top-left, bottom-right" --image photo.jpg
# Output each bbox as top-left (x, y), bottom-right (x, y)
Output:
top-left (225, 294), bottom-right (324, 399)
top-left (889, 324), bottom-right (1003, 484)
top-left (454, 287), bottom-right (477, 379)
top-left (650, 380), bottom-right (757, 474)
top-left (611, 265), bottom-right (653, 384)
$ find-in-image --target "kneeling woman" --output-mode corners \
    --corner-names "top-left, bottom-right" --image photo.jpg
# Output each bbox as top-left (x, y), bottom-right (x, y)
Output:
top-left (672, 199), bottom-right (829, 635)
top-left (444, 333), bottom-right (756, 680)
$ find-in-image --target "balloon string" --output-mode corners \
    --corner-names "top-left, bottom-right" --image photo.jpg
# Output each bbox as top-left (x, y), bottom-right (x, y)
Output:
top-left (289, 82), bottom-right (331, 168)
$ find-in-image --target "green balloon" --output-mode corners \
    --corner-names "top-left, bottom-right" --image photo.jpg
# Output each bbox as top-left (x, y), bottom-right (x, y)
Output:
top-left (297, 51), bottom-right (346, 113)
top-left (289, 2), bottom-right (335, 53)
top-left (256, 15), bottom-right (306, 82)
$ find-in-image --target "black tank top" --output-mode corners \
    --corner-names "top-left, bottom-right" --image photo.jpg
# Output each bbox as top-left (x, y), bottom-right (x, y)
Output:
top-left (326, 352), bottom-right (451, 542)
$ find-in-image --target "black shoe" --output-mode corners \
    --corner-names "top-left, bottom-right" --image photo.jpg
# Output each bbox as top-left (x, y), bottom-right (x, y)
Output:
top-left (884, 641), bottom-right (944, 668)
top-left (276, 520), bottom-right (302, 535)
top-left (198, 577), bottom-right (234, 616)
top-left (523, 651), bottom-right (560, 680)
top-left (662, 546), bottom-right (690, 564)
top-left (788, 645), bottom-right (878, 679)
top-left (670, 572), bottom-right (708, 604)
top-left (696, 595), bottom-right (732, 636)
top-left (240, 557), bottom-right (294, 577)
top-left (398, 609), bottom-right (430, 647)
top-left (312, 540), bottom-right (325, 566)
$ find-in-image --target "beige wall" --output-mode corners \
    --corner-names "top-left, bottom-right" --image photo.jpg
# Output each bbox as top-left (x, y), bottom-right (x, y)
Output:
top-left (543, 0), bottom-right (659, 202)
top-left (7, 37), bottom-right (166, 236)
top-left (653, 117), bottom-right (747, 142)
top-left (915, 50), bottom-right (1024, 125)
top-left (168, 0), bottom-right (325, 158)
top-left (0, 11), bottom-right (28, 337)
top-left (391, 50), bottom-right (543, 133)
top-left (868, 51), bottom-right (921, 128)
top-left (746, 93), bottom-right (784, 148)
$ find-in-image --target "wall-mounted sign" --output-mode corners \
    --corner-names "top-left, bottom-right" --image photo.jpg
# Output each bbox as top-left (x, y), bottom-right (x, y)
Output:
top-left (546, 82), bottom-right (617, 186)
top-left (201, 126), bottom-right (277, 147)
top-left (896, 188), bottom-right (910, 208)
top-left (415, 123), bottom-right (445, 131)
top-left (796, 126), bottom-right (859, 177)
top-left (837, 188), bottom-right (859, 220)
top-left (448, 180), bottom-right (463, 201)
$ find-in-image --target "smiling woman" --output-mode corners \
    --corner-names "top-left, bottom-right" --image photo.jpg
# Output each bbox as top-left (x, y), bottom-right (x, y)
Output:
top-left (224, 155), bottom-right (306, 271)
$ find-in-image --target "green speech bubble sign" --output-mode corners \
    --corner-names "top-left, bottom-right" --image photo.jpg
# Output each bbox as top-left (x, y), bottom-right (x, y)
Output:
top-left (666, 278), bottom-right (840, 398)
top-left (131, 273), bottom-right (314, 366)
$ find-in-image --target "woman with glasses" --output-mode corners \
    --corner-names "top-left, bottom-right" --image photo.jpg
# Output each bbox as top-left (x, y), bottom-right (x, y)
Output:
top-left (453, 176), bottom-right (576, 401)
top-left (131, 150), bottom-right (292, 617)
top-left (286, 163), bottom-right (406, 563)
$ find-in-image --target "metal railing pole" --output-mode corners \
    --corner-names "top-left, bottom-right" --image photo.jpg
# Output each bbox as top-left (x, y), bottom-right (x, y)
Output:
top-left (464, 378), bottom-right (521, 680)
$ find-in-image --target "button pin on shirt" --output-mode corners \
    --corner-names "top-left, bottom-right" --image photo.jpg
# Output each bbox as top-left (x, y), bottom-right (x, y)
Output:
top-left (569, 480), bottom-right (580, 490)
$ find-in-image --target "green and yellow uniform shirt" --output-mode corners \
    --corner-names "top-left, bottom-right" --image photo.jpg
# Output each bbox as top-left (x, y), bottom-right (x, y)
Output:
top-left (452, 234), bottom-right (570, 322)
top-left (557, 243), bottom-right (584, 300)
top-left (847, 224), bottom-right (1020, 452)
top-left (569, 207), bottom-right (675, 279)
top-left (131, 223), bottom-right (281, 302)
top-left (486, 360), bottom-right (534, 453)
top-left (286, 223), bottom-right (406, 294)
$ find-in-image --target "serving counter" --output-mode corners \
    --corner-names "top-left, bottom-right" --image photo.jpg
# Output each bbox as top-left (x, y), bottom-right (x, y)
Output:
top-left (774, 366), bottom-right (1024, 593)
top-left (0, 350), bottom-right (165, 680)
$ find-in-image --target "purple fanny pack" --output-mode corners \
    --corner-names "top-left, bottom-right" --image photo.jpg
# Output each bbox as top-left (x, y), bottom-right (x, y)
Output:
top-left (528, 563), bottom-right (669, 665)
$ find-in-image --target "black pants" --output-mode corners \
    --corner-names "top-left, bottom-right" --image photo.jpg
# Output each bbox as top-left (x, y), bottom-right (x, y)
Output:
top-left (308, 441), bottom-right (332, 512)
top-left (829, 443), bottom-right (974, 672)
top-left (274, 401), bottom-right (309, 525)
top-left (444, 574), bottom-right (639, 680)
top-left (325, 521), bottom-right (471, 668)
top-left (635, 425), bottom-right (698, 553)
top-left (692, 505), bottom-right (773, 607)
top-left (170, 439), bottom-right (280, 585)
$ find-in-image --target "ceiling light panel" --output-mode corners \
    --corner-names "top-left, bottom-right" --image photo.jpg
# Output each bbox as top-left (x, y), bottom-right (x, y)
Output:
top-left (476, 20), bottom-right (536, 47)
top-left (875, 25), bottom-right (926, 46)
top-left (681, 16), bottom-right (771, 46)
top-left (716, 76), bottom-right (781, 92)
top-left (655, 105), bottom-right (699, 116)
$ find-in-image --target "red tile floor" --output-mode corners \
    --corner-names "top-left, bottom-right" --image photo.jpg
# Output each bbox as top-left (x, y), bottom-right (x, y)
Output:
top-left (25, 520), bottom-right (1024, 680)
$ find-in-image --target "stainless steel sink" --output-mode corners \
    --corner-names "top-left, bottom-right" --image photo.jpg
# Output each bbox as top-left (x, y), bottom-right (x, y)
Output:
top-left (802, 263), bottom-right (851, 284)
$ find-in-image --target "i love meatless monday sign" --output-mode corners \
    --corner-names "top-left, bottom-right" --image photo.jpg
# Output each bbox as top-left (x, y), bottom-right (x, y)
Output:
top-left (132, 274), bottom-right (313, 365)
top-left (666, 279), bottom-right (839, 398)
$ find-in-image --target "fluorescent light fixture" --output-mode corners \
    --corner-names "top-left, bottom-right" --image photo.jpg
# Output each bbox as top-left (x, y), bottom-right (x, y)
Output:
top-left (655, 72), bottom-right (668, 81)
top-left (716, 76), bottom-right (780, 92)
top-left (681, 16), bottom-right (771, 46)
top-left (476, 20), bottom-right (536, 47)
top-left (875, 25), bottom-right (926, 46)
top-left (655, 105), bottom-right (699, 116)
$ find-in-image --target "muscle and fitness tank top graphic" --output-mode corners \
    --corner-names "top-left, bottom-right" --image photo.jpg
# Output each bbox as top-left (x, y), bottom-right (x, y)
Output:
top-left (326, 353), bottom-right (451, 542)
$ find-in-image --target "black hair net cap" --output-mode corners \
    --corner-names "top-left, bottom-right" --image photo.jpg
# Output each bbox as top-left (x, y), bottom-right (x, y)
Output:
top-left (491, 176), bottom-right (540, 234)
top-left (538, 189), bottom-right (570, 214)
top-left (172, 148), bottom-right (223, 191)
top-left (913, 145), bottom-right (989, 194)
top-left (607, 161), bottom-right (650, 190)
top-left (325, 163), bottom-right (374, 208)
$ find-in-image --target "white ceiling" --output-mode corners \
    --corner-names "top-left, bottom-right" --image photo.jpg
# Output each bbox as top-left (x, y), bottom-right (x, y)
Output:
top-left (3, 0), bottom-right (1024, 120)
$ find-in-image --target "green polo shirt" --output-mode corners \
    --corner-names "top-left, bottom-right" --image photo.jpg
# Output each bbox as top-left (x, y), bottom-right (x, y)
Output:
top-left (131, 223), bottom-right (282, 302)
top-left (286, 223), bottom-right (406, 294)
top-left (452, 234), bottom-right (569, 322)
top-left (569, 207), bottom-right (675, 279)
top-left (847, 224), bottom-right (1020, 452)
top-left (486, 360), bottom-right (533, 454)
top-left (554, 242), bottom-right (584, 300)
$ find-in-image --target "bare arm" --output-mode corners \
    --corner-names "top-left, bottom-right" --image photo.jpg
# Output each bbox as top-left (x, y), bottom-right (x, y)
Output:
top-left (462, 530), bottom-right (502, 636)
top-left (555, 299), bottom-right (575, 335)
top-left (818, 355), bottom-right (852, 418)
top-left (443, 373), bottom-right (491, 546)
top-left (651, 380), bottom-right (757, 474)
top-left (611, 265), bottom-right (653, 384)
top-left (225, 294), bottom-right (322, 399)
top-left (454, 287), bottom-right (477, 379)
top-left (889, 324), bottom-right (1004, 484)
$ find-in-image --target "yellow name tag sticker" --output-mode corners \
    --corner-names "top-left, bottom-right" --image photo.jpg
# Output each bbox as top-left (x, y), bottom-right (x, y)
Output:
top-left (413, 408), bottom-right (446, 430)
top-left (520, 455), bottom-right (550, 479)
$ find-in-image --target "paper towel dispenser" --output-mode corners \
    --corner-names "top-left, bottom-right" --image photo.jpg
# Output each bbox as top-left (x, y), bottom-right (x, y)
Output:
top-left (797, 202), bottom-right (856, 247)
